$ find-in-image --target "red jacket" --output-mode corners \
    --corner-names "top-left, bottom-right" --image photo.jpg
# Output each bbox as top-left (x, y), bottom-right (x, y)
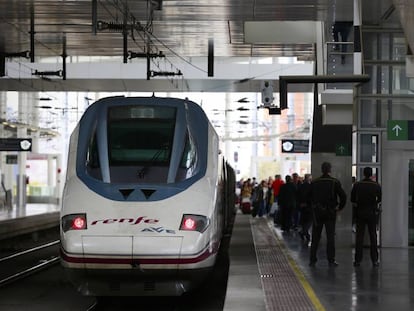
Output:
top-left (272, 179), bottom-right (285, 197)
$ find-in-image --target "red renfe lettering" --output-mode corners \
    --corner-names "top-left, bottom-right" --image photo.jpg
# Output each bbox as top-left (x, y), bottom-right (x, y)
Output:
top-left (119, 218), bottom-right (134, 223)
top-left (103, 219), bottom-right (117, 224)
top-left (144, 219), bottom-right (159, 224)
top-left (90, 216), bottom-right (159, 225)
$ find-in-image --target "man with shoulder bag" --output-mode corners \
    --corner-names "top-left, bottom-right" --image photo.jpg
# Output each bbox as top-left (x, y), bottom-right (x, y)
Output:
top-left (308, 162), bottom-right (347, 267)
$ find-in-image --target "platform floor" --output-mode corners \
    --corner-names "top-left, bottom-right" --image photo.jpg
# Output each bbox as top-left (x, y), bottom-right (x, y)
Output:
top-left (0, 203), bottom-right (59, 240)
top-left (1, 205), bottom-right (414, 310)
top-left (224, 212), bottom-right (414, 311)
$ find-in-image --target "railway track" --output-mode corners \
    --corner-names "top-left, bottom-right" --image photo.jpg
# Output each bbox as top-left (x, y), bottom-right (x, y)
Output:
top-left (0, 240), bottom-right (60, 287)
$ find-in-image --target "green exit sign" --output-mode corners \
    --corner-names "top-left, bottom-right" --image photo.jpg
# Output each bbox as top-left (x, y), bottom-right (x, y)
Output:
top-left (335, 143), bottom-right (350, 156)
top-left (387, 120), bottom-right (414, 140)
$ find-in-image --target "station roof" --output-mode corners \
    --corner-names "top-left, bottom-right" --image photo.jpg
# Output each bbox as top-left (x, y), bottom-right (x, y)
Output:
top-left (0, 0), bottom-right (405, 93)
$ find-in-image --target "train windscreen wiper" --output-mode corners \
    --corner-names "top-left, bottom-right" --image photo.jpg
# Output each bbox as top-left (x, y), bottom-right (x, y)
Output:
top-left (137, 147), bottom-right (168, 179)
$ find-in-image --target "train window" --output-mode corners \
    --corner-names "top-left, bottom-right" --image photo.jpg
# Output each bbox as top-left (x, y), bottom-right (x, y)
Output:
top-left (177, 132), bottom-right (198, 181)
top-left (108, 119), bottom-right (174, 164)
top-left (86, 125), bottom-right (102, 180)
top-left (105, 106), bottom-right (176, 183)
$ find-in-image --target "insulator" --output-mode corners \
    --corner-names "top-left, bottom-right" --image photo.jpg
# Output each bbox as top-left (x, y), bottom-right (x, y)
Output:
top-left (151, 70), bottom-right (183, 77)
top-left (97, 20), bottom-right (129, 32)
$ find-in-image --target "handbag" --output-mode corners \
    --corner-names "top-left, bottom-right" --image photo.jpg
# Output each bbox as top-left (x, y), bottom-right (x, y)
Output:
top-left (269, 202), bottom-right (278, 215)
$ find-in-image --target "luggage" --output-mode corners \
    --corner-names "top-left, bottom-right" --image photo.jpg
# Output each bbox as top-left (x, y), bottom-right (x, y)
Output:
top-left (241, 198), bottom-right (252, 214)
top-left (269, 202), bottom-right (278, 216)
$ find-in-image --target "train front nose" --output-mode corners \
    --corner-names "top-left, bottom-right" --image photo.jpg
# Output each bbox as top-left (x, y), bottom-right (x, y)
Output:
top-left (80, 235), bottom-right (184, 267)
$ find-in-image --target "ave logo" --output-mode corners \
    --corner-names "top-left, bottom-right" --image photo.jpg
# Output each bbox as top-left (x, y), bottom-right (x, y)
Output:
top-left (141, 227), bottom-right (176, 234)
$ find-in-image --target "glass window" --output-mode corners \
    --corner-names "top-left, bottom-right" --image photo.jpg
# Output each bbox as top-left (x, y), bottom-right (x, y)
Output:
top-left (360, 99), bottom-right (381, 128)
top-left (359, 97), bottom-right (414, 129)
top-left (86, 125), bottom-right (102, 180)
top-left (177, 133), bottom-right (198, 181)
top-left (83, 104), bottom-right (204, 184)
top-left (99, 105), bottom-right (177, 183)
top-left (359, 133), bottom-right (379, 163)
top-left (107, 106), bottom-right (176, 166)
top-left (363, 32), bottom-right (406, 62)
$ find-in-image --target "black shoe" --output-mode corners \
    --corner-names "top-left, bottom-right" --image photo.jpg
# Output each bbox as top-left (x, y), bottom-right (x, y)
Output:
top-left (373, 261), bottom-right (379, 267)
top-left (353, 262), bottom-right (360, 267)
top-left (329, 261), bottom-right (338, 267)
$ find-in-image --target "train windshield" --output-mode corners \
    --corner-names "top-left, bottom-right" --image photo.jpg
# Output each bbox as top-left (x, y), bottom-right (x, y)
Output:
top-left (108, 106), bottom-right (175, 165)
top-left (85, 104), bottom-right (200, 184)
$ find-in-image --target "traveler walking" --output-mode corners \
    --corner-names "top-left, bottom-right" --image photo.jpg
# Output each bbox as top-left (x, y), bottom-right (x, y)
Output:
top-left (308, 162), bottom-right (347, 267)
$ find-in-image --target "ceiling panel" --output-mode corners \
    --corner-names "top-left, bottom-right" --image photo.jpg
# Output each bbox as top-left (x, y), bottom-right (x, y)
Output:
top-left (0, 0), bottom-right (406, 93)
top-left (0, 0), bottom-right (353, 59)
top-left (0, 0), bottom-right (400, 58)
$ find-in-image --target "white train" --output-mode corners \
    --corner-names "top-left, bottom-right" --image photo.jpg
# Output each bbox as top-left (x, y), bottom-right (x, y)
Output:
top-left (60, 96), bottom-right (235, 296)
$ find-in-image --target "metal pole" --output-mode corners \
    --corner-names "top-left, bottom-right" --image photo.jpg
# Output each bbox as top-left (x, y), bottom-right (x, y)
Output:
top-left (279, 74), bottom-right (370, 109)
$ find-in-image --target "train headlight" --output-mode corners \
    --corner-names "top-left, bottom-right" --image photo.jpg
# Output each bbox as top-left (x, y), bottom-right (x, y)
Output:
top-left (61, 213), bottom-right (87, 232)
top-left (179, 214), bottom-right (210, 233)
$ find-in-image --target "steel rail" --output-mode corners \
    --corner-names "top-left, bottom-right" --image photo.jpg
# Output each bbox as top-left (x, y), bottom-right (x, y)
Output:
top-left (0, 239), bottom-right (61, 287)
top-left (0, 240), bottom-right (60, 263)
top-left (0, 255), bottom-right (60, 287)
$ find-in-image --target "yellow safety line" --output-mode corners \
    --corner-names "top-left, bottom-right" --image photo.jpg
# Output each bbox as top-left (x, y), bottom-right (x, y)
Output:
top-left (268, 221), bottom-right (326, 311)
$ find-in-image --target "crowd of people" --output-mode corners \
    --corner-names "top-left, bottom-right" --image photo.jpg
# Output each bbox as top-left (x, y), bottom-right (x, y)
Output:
top-left (236, 162), bottom-right (382, 268)
top-left (236, 172), bottom-right (313, 238)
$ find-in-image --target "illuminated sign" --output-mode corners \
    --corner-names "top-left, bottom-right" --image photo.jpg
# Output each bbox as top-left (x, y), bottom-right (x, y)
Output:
top-left (0, 138), bottom-right (32, 151)
top-left (281, 139), bottom-right (309, 153)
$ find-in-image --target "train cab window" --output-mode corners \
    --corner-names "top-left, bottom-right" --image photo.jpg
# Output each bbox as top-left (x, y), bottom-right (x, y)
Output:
top-left (106, 105), bottom-right (176, 183)
top-left (177, 133), bottom-right (198, 181)
top-left (86, 127), bottom-right (102, 180)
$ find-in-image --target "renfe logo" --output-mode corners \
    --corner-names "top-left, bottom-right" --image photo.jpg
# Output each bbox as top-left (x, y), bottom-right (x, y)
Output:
top-left (90, 216), bottom-right (159, 225)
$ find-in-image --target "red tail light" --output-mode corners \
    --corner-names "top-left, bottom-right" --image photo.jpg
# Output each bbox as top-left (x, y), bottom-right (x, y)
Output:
top-left (62, 214), bottom-right (87, 232)
top-left (179, 214), bottom-right (209, 233)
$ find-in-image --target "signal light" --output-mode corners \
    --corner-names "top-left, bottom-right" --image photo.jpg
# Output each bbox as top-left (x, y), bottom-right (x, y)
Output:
top-left (180, 214), bottom-right (210, 233)
top-left (62, 214), bottom-right (87, 232)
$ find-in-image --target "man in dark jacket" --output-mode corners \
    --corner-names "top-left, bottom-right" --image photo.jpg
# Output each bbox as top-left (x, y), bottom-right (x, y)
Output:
top-left (298, 173), bottom-right (312, 241)
top-left (278, 175), bottom-right (297, 232)
top-left (351, 167), bottom-right (382, 267)
top-left (308, 162), bottom-right (347, 267)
